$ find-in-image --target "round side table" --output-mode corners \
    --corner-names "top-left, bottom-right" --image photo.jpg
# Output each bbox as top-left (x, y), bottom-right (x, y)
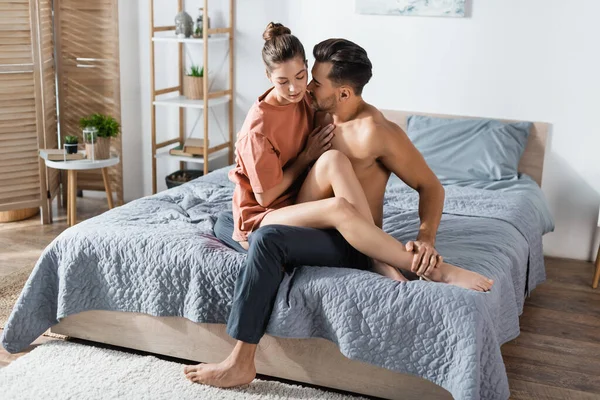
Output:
top-left (41, 156), bottom-right (120, 226)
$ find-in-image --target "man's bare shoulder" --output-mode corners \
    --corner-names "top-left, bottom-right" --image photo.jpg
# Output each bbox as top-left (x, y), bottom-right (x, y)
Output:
top-left (359, 104), bottom-right (408, 152)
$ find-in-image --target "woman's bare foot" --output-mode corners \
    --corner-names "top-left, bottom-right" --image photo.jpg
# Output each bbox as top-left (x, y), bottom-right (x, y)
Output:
top-left (372, 259), bottom-right (408, 282)
top-left (423, 262), bottom-right (494, 292)
top-left (184, 358), bottom-right (256, 388)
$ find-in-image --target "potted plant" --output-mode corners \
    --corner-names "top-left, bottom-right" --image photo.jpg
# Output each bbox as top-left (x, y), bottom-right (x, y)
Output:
top-left (64, 135), bottom-right (79, 154)
top-left (192, 25), bottom-right (202, 39)
top-left (79, 113), bottom-right (120, 160)
top-left (183, 65), bottom-right (204, 100)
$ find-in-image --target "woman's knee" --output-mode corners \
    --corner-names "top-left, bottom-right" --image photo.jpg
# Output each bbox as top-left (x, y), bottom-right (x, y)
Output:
top-left (213, 212), bottom-right (232, 240)
top-left (247, 226), bottom-right (287, 278)
top-left (249, 225), bottom-right (281, 247)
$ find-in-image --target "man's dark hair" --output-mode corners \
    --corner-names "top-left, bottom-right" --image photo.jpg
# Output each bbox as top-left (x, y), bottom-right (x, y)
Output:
top-left (313, 39), bottom-right (372, 95)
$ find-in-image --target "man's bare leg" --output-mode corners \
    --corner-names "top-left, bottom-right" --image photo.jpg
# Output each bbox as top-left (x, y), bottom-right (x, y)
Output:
top-left (184, 341), bottom-right (257, 387)
top-left (262, 198), bottom-right (493, 292)
top-left (295, 150), bottom-right (406, 282)
top-left (372, 260), bottom-right (409, 282)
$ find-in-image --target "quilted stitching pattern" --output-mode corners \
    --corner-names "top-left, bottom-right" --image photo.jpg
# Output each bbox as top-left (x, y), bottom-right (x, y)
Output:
top-left (2, 167), bottom-right (553, 400)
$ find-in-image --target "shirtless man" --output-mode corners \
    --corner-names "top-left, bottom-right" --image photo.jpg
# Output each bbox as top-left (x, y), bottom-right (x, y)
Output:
top-left (308, 38), bottom-right (444, 276)
top-left (184, 38), bottom-right (493, 388)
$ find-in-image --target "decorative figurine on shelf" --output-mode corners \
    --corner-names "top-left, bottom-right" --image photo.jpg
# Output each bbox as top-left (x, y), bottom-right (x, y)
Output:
top-left (195, 7), bottom-right (211, 37)
top-left (174, 11), bottom-right (193, 38)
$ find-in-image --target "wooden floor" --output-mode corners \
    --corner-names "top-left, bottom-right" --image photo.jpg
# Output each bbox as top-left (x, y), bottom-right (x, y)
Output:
top-left (1, 197), bottom-right (599, 399)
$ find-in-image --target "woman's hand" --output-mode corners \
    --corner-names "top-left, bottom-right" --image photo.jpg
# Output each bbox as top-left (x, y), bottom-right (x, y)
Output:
top-left (300, 124), bottom-right (335, 164)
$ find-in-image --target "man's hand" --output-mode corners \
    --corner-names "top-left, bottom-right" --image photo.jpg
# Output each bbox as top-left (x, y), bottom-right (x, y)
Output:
top-left (300, 124), bottom-right (335, 164)
top-left (405, 240), bottom-right (442, 276)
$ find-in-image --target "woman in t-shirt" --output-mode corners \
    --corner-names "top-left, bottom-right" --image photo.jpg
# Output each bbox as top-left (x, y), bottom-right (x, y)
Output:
top-left (185, 22), bottom-right (494, 389)
top-left (220, 23), bottom-right (438, 279)
top-left (216, 23), bottom-right (411, 279)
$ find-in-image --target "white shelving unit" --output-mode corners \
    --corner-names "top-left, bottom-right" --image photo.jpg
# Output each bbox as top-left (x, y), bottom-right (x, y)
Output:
top-left (151, 34), bottom-right (229, 44)
top-left (155, 147), bottom-right (229, 165)
top-left (152, 95), bottom-right (230, 109)
top-left (149, 0), bottom-right (235, 194)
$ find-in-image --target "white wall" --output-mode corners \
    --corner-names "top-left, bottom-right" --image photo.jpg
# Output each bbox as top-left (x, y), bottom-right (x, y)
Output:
top-left (118, 0), bottom-right (144, 201)
top-left (119, 1), bottom-right (600, 261)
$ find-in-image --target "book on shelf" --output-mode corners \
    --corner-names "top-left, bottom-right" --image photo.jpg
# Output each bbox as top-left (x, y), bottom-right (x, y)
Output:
top-left (39, 149), bottom-right (85, 161)
top-left (169, 145), bottom-right (198, 157)
top-left (183, 138), bottom-right (209, 155)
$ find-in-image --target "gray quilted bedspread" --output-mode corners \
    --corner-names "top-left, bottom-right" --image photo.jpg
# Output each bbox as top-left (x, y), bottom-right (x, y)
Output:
top-left (2, 167), bottom-right (553, 400)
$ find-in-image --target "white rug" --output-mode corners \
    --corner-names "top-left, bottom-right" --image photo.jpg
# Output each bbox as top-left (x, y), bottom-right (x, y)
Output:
top-left (0, 341), bottom-right (366, 399)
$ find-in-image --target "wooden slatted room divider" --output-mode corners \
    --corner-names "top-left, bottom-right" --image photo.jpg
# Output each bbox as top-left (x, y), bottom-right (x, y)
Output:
top-left (0, 0), bottom-right (60, 222)
top-left (54, 0), bottom-right (123, 205)
top-left (37, 0), bottom-right (61, 211)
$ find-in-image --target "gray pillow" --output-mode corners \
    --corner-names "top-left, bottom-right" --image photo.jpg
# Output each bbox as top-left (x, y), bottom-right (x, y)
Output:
top-left (406, 115), bottom-right (532, 185)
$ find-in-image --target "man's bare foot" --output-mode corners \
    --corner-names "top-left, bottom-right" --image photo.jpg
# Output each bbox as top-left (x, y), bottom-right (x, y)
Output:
top-left (372, 259), bottom-right (409, 282)
top-left (423, 262), bottom-right (494, 292)
top-left (184, 359), bottom-right (256, 388)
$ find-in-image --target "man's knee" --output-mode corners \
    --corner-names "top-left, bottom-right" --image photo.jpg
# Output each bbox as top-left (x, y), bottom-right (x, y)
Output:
top-left (326, 197), bottom-right (359, 220)
top-left (314, 150), bottom-right (352, 176)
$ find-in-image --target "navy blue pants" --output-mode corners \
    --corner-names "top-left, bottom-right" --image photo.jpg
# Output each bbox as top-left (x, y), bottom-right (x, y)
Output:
top-left (214, 211), bottom-right (372, 344)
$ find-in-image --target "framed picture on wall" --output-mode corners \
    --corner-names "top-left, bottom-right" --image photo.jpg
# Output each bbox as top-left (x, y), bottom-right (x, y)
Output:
top-left (356, 0), bottom-right (466, 18)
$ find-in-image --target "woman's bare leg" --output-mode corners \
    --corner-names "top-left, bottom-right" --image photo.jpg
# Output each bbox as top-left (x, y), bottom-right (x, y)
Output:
top-left (294, 150), bottom-right (407, 282)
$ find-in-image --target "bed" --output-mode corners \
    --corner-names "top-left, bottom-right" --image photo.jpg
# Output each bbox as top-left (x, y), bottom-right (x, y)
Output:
top-left (1, 110), bottom-right (553, 400)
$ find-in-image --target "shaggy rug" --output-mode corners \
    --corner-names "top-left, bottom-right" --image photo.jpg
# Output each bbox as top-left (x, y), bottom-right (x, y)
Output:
top-left (0, 341), bottom-right (366, 399)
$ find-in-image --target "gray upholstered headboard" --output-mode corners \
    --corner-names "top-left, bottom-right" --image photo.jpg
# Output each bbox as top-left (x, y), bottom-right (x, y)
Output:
top-left (381, 110), bottom-right (549, 186)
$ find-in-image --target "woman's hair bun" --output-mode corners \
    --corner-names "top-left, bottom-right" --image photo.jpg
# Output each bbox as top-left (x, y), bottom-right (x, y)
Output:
top-left (263, 22), bottom-right (291, 41)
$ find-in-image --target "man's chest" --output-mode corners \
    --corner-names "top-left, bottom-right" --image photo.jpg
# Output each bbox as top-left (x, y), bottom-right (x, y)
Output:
top-left (330, 126), bottom-right (375, 170)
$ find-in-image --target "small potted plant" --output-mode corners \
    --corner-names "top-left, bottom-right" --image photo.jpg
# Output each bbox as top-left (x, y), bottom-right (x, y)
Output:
top-left (64, 135), bottom-right (79, 154)
top-left (192, 25), bottom-right (202, 39)
top-left (79, 113), bottom-right (120, 160)
top-left (183, 65), bottom-right (204, 100)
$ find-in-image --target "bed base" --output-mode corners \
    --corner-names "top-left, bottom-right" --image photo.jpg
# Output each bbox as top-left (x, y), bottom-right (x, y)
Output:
top-left (52, 310), bottom-right (451, 399)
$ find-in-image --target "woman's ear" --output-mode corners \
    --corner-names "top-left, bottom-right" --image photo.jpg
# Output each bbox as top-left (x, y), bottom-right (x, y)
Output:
top-left (265, 69), bottom-right (271, 81)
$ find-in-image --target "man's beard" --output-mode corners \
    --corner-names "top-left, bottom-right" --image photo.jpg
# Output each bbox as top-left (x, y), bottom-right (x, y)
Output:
top-left (312, 94), bottom-right (337, 113)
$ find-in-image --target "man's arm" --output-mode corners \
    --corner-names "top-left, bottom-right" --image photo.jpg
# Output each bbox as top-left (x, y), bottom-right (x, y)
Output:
top-left (376, 122), bottom-right (445, 274)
